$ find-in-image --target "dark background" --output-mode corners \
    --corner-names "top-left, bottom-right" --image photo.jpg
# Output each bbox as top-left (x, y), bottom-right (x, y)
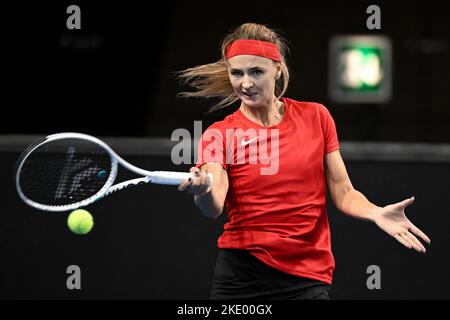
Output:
top-left (1, 0), bottom-right (449, 300)
top-left (1, 153), bottom-right (447, 299)
top-left (1, 0), bottom-right (449, 142)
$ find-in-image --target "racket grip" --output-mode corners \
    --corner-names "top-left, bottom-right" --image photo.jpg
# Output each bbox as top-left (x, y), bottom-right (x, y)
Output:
top-left (149, 171), bottom-right (214, 187)
top-left (150, 171), bottom-right (193, 185)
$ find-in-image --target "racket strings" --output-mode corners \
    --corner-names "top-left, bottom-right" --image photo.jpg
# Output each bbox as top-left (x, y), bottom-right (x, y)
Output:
top-left (18, 138), bottom-right (113, 207)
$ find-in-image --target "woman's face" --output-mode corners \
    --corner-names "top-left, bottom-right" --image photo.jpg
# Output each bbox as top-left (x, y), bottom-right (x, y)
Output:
top-left (227, 55), bottom-right (281, 108)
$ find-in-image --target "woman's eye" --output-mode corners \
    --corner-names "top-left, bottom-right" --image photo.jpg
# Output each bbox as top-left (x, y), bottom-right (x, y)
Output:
top-left (230, 70), bottom-right (263, 76)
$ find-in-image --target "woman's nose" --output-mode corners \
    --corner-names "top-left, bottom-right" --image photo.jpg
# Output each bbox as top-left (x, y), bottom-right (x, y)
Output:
top-left (242, 76), bottom-right (254, 89)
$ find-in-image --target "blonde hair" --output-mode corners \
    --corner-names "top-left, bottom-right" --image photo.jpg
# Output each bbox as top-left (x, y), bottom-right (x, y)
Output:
top-left (177, 23), bottom-right (290, 113)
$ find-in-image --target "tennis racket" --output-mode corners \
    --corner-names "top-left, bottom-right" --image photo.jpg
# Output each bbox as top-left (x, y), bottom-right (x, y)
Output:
top-left (15, 132), bottom-right (211, 212)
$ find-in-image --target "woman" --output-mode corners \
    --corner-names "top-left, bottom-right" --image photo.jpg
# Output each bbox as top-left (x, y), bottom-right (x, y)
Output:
top-left (177, 23), bottom-right (430, 300)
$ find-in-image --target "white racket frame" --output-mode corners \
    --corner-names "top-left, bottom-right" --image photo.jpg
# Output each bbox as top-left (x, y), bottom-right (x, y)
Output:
top-left (16, 132), bottom-right (210, 212)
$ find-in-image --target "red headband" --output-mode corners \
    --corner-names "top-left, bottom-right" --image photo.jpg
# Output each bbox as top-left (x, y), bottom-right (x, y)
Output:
top-left (226, 39), bottom-right (281, 62)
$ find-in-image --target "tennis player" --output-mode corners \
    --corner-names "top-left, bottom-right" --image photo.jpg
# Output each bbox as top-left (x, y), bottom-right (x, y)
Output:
top-left (177, 23), bottom-right (431, 300)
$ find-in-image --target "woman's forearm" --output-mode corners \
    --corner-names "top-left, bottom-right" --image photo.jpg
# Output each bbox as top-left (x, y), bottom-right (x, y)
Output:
top-left (194, 188), bottom-right (224, 219)
top-left (338, 188), bottom-right (381, 222)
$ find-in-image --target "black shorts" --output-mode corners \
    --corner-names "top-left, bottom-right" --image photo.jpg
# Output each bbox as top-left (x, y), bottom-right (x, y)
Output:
top-left (210, 249), bottom-right (331, 300)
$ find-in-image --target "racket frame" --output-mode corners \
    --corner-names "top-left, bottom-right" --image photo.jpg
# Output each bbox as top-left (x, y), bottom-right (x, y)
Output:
top-left (15, 132), bottom-right (195, 212)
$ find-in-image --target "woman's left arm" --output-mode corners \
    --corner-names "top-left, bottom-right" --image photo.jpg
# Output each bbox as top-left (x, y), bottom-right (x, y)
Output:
top-left (325, 150), bottom-right (431, 253)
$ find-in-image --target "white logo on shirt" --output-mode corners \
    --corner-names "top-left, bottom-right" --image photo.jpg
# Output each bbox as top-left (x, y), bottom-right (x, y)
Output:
top-left (241, 137), bottom-right (258, 146)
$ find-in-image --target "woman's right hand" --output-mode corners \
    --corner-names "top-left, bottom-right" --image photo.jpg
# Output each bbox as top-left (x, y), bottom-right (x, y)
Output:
top-left (178, 167), bottom-right (212, 196)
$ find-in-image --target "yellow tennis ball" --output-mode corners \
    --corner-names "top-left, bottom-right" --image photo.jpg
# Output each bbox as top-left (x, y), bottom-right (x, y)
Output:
top-left (67, 209), bottom-right (94, 235)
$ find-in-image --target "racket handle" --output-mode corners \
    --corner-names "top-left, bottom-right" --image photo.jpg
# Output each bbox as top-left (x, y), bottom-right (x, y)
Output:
top-left (149, 171), bottom-right (214, 187)
top-left (150, 171), bottom-right (193, 185)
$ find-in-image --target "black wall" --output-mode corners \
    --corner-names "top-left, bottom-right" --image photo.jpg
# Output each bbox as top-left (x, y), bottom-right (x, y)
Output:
top-left (1, 151), bottom-right (448, 299)
top-left (2, 0), bottom-right (450, 142)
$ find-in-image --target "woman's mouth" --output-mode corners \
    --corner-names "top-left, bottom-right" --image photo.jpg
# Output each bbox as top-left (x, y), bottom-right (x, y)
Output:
top-left (242, 92), bottom-right (257, 98)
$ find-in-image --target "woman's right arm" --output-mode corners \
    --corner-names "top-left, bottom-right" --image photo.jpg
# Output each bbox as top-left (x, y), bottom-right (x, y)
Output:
top-left (178, 163), bottom-right (229, 219)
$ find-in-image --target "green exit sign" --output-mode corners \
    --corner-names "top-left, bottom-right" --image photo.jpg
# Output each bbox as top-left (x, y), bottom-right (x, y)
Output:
top-left (329, 36), bottom-right (392, 103)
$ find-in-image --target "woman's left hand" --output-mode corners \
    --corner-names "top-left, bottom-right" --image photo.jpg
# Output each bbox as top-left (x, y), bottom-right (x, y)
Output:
top-left (372, 196), bottom-right (431, 253)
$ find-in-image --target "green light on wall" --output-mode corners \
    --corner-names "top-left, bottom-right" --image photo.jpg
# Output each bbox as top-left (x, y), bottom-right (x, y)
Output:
top-left (329, 36), bottom-right (392, 103)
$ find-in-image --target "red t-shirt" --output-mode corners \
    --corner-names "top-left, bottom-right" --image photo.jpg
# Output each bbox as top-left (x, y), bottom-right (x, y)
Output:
top-left (195, 97), bottom-right (339, 284)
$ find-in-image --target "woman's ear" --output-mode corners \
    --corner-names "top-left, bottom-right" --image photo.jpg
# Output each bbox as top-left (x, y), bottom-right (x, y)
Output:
top-left (275, 70), bottom-right (281, 80)
top-left (275, 62), bottom-right (281, 79)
